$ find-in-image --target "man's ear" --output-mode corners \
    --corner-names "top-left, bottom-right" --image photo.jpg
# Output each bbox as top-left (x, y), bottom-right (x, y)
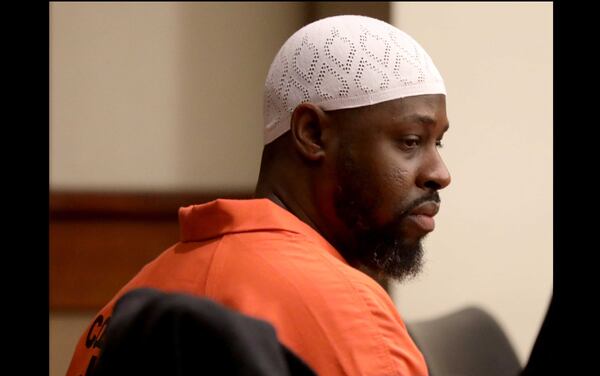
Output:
top-left (289, 102), bottom-right (330, 161)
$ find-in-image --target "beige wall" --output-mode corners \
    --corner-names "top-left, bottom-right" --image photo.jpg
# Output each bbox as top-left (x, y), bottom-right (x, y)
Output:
top-left (390, 2), bottom-right (553, 364)
top-left (50, 2), bottom-right (307, 192)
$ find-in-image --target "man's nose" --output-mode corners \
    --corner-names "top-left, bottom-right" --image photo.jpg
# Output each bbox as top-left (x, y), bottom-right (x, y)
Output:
top-left (417, 149), bottom-right (451, 191)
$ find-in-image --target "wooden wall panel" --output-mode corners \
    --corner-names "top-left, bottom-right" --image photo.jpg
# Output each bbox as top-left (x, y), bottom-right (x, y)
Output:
top-left (50, 219), bottom-right (179, 310)
top-left (50, 191), bottom-right (250, 310)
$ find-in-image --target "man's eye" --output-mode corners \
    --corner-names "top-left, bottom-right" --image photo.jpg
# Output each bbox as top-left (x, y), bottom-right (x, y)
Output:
top-left (436, 140), bottom-right (444, 148)
top-left (400, 137), bottom-right (420, 149)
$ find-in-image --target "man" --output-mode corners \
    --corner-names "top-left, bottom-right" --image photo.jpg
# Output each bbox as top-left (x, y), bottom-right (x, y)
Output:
top-left (67, 15), bottom-right (450, 376)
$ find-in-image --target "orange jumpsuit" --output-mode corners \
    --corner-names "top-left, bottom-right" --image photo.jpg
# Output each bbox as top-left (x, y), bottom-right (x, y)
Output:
top-left (66, 198), bottom-right (428, 376)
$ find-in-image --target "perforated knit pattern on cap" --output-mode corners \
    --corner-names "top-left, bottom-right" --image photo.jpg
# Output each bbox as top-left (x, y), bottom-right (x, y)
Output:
top-left (263, 15), bottom-right (446, 144)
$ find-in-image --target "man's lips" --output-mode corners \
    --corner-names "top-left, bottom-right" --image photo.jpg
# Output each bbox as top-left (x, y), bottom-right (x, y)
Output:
top-left (406, 202), bottom-right (440, 232)
top-left (409, 202), bottom-right (440, 217)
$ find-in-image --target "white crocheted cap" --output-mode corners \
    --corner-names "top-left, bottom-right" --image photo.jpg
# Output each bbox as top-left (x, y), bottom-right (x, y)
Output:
top-left (263, 15), bottom-right (446, 144)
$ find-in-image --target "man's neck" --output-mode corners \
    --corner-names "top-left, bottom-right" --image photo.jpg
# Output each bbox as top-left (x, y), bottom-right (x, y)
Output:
top-left (254, 184), bottom-right (391, 293)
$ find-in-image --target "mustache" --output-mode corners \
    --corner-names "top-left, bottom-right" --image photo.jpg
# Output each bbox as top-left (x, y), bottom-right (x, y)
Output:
top-left (397, 192), bottom-right (441, 221)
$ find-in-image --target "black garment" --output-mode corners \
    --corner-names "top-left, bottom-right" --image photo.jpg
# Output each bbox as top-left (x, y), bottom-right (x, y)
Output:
top-left (91, 288), bottom-right (316, 376)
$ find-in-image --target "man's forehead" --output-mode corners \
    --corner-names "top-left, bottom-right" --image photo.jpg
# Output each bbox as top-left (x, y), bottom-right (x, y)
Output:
top-left (392, 96), bottom-right (448, 122)
top-left (347, 94), bottom-right (448, 123)
top-left (327, 96), bottom-right (449, 139)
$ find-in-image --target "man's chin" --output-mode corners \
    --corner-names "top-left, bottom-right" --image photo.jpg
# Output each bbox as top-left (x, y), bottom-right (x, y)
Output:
top-left (355, 237), bottom-right (425, 284)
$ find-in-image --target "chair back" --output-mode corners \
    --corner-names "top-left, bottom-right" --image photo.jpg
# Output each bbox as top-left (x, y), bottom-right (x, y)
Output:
top-left (407, 306), bottom-right (522, 376)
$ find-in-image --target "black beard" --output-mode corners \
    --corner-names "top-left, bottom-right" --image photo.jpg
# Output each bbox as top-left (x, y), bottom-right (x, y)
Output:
top-left (333, 147), bottom-right (439, 282)
top-left (352, 218), bottom-right (425, 283)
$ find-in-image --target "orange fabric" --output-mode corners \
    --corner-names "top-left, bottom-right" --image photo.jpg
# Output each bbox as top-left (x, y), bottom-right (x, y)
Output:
top-left (66, 199), bottom-right (428, 376)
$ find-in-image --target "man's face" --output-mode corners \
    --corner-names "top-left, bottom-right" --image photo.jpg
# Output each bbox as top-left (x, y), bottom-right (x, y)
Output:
top-left (328, 94), bottom-right (451, 282)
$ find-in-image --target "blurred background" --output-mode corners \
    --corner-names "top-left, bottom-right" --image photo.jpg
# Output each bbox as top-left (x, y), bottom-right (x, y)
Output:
top-left (50, 2), bottom-right (552, 375)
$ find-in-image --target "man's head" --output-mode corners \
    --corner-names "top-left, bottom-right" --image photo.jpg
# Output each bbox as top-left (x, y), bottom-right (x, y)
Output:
top-left (257, 15), bottom-right (450, 282)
